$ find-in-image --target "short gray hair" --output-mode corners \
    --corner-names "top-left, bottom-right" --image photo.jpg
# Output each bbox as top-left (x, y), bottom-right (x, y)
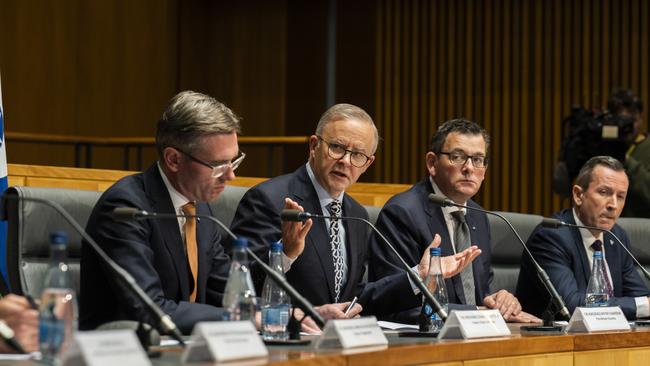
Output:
top-left (575, 155), bottom-right (626, 191)
top-left (315, 103), bottom-right (379, 153)
top-left (156, 90), bottom-right (241, 156)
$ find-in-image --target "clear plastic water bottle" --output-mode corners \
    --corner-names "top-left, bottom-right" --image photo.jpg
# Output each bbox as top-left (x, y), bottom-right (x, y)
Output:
top-left (585, 251), bottom-right (612, 307)
top-left (261, 241), bottom-right (290, 341)
top-left (223, 238), bottom-right (257, 321)
top-left (419, 247), bottom-right (448, 332)
top-left (39, 231), bottom-right (77, 364)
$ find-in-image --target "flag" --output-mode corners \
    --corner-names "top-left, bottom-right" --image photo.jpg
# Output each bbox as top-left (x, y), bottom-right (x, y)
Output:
top-left (0, 73), bottom-right (8, 284)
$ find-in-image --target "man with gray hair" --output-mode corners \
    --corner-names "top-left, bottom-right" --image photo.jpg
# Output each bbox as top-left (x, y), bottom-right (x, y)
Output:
top-left (81, 91), bottom-right (245, 333)
top-left (230, 104), bottom-right (478, 318)
top-left (517, 156), bottom-right (650, 320)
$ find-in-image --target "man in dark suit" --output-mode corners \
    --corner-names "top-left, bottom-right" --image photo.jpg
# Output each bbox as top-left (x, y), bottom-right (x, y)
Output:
top-left (230, 104), bottom-right (479, 318)
top-left (517, 156), bottom-right (650, 320)
top-left (369, 119), bottom-right (539, 323)
top-left (80, 91), bottom-right (246, 334)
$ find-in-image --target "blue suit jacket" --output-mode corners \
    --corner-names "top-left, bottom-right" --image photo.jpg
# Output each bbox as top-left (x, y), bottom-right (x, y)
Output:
top-left (80, 164), bottom-right (229, 334)
top-left (516, 208), bottom-right (650, 319)
top-left (229, 165), bottom-right (419, 315)
top-left (368, 179), bottom-right (493, 322)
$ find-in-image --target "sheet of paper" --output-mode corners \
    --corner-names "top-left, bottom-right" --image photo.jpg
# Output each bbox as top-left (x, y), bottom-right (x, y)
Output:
top-left (377, 320), bottom-right (419, 330)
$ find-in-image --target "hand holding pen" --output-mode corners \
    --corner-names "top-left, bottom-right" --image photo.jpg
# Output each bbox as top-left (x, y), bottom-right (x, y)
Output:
top-left (0, 294), bottom-right (39, 353)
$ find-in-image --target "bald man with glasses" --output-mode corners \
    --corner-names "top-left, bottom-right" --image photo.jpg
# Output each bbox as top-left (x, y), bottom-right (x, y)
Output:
top-left (229, 105), bottom-right (479, 320)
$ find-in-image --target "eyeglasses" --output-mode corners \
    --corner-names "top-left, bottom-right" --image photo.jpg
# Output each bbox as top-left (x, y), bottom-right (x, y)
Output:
top-left (177, 148), bottom-right (246, 178)
top-left (317, 136), bottom-right (372, 167)
top-left (438, 151), bottom-right (488, 168)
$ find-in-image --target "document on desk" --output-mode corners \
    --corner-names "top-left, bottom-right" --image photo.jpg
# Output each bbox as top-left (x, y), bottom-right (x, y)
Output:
top-left (377, 321), bottom-right (419, 331)
top-left (0, 352), bottom-right (38, 360)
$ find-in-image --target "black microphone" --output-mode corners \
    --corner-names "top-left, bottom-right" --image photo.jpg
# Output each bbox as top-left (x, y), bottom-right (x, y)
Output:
top-left (280, 209), bottom-right (448, 321)
top-left (113, 207), bottom-right (326, 328)
top-left (541, 218), bottom-right (650, 281)
top-left (428, 193), bottom-right (571, 322)
top-left (1, 195), bottom-right (186, 347)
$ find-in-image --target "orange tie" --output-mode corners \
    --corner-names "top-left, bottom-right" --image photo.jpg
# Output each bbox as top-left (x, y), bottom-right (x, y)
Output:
top-left (182, 202), bottom-right (198, 302)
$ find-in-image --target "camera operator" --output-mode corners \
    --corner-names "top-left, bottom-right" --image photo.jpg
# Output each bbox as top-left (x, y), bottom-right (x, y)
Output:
top-left (609, 89), bottom-right (649, 218)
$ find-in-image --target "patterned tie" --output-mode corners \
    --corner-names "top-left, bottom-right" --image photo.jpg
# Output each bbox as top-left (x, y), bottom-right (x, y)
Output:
top-left (590, 239), bottom-right (614, 297)
top-left (182, 202), bottom-right (199, 302)
top-left (451, 210), bottom-right (475, 305)
top-left (328, 199), bottom-right (344, 302)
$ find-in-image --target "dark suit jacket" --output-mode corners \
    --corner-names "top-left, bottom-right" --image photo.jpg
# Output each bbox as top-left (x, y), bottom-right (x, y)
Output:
top-left (229, 165), bottom-right (419, 315)
top-left (368, 179), bottom-right (493, 322)
top-left (516, 208), bottom-right (650, 320)
top-left (80, 164), bottom-right (229, 334)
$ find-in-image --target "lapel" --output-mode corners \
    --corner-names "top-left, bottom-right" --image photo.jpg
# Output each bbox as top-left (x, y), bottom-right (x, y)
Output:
top-left (290, 166), bottom-right (336, 302)
top-left (340, 193), bottom-right (361, 299)
top-left (143, 165), bottom-right (192, 300)
top-left (195, 202), bottom-right (214, 302)
top-left (603, 231), bottom-right (622, 294)
top-left (423, 181), bottom-right (467, 304)
top-left (564, 209), bottom-right (591, 285)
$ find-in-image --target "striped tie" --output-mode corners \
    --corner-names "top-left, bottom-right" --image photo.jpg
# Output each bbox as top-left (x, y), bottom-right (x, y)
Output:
top-left (451, 210), bottom-right (475, 305)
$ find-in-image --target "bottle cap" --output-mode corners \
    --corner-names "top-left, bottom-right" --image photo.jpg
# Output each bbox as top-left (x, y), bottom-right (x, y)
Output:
top-left (430, 247), bottom-right (441, 256)
top-left (233, 237), bottom-right (248, 249)
top-left (49, 231), bottom-right (68, 245)
top-left (270, 240), bottom-right (283, 252)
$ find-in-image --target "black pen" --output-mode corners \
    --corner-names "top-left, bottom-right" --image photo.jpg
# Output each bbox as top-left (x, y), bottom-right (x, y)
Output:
top-left (343, 296), bottom-right (358, 316)
top-left (0, 320), bottom-right (27, 354)
top-left (25, 295), bottom-right (39, 310)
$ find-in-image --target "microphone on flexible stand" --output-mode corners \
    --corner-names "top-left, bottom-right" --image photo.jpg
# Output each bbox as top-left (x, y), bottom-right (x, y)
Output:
top-left (280, 209), bottom-right (448, 324)
top-left (428, 194), bottom-right (570, 332)
top-left (112, 207), bottom-right (326, 334)
top-left (541, 218), bottom-right (650, 282)
top-left (1, 195), bottom-right (186, 348)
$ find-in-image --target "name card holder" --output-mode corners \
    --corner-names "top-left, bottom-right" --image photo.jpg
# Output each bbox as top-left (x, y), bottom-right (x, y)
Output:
top-left (566, 306), bottom-right (630, 333)
top-left (314, 316), bottom-right (388, 350)
top-left (181, 321), bottom-right (268, 363)
top-left (62, 330), bottom-right (151, 366)
top-left (438, 310), bottom-right (511, 339)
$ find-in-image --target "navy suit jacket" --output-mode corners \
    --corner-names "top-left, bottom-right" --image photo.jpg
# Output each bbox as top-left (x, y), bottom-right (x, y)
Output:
top-left (80, 164), bottom-right (229, 334)
top-left (229, 165), bottom-right (419, 315)
top-left (516, 208), bottom-right (650, 320)
top-left (368, 179), bottom-right (493, 321)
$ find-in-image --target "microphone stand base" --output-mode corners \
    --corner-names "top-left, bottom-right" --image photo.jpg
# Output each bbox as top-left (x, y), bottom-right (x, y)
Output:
top-left (397, 331), bottom-right (439, 338)
top-left (520, 325), bottom-right (565, 336)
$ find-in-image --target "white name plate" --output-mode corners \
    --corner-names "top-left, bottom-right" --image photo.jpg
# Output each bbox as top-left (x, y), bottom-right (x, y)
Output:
top-left (566, 306), bottom-right (630, 333)
top-left (314, 316), bottom-right (388, 349)
top-left (62, 330), bottom-right (151, 366)
top-left (438, 309), bottom-right (511, 339)
top-left (181, 321), bottom-right (268, 363)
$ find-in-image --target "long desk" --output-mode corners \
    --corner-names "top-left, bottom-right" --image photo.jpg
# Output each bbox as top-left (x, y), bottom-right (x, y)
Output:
top-left (131, 326), bottom-right (650, 366)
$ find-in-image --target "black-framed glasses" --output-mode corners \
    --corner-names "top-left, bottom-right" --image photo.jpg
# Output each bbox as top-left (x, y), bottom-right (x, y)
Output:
top-left (438, 151), bottom-right (488, 168)
top-left (317, 136), bottom-right (372, 167)
top-left (177, 148), bottom-right (246, 178)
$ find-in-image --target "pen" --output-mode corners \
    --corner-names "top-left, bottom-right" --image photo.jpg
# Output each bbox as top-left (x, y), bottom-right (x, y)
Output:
top-left (343, 296), bottom-right (358, 316)
top-left (0, 320), bottom-right (27, 354)
top-left (25, 295), bottom-right (39, 310)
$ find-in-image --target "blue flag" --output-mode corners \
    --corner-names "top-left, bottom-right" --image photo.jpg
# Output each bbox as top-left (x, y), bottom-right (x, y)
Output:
top-left (0, 74), bottom-right (8, 284)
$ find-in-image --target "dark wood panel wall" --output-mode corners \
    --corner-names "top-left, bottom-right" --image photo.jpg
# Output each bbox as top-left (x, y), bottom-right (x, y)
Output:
top-left (373, 0), bottom-right (650, 215)
top-left (1, 0), bottom-right (648, 215)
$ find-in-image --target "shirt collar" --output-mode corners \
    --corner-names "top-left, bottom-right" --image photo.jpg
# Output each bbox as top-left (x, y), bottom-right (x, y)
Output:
top-left (157, 161), bottom-right (192, 211)
top-left (429, 176), bottom-right (466, 216)
top-left (306, 162), bottom-right (345, 208)
top-left (572, 207), bottom-right (604, 248)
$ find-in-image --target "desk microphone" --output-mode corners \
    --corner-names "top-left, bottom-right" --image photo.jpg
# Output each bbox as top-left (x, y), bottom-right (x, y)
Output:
top-left (280, 209), bottom-right (448, 321)
top-left (1, 194), bottom-right (185, 347)
top-left (112, 207), bottom-right (326, 329)
top-left (541, 218), bottom-right (650, 281)
top-left (428, 194), bottom-right (571, 323)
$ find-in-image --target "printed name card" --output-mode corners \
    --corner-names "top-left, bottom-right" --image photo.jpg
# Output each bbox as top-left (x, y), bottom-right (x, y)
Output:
top-left (62, 330), bottom-right (151, 366)
top-left (181, 321), bottom-right (268, 363)
top-left (566, 306), bottom-right (630, 333)
top-left (314, 316), bottom-right (388, 349)
top-left (438, 310), bottom-right (511, 339)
